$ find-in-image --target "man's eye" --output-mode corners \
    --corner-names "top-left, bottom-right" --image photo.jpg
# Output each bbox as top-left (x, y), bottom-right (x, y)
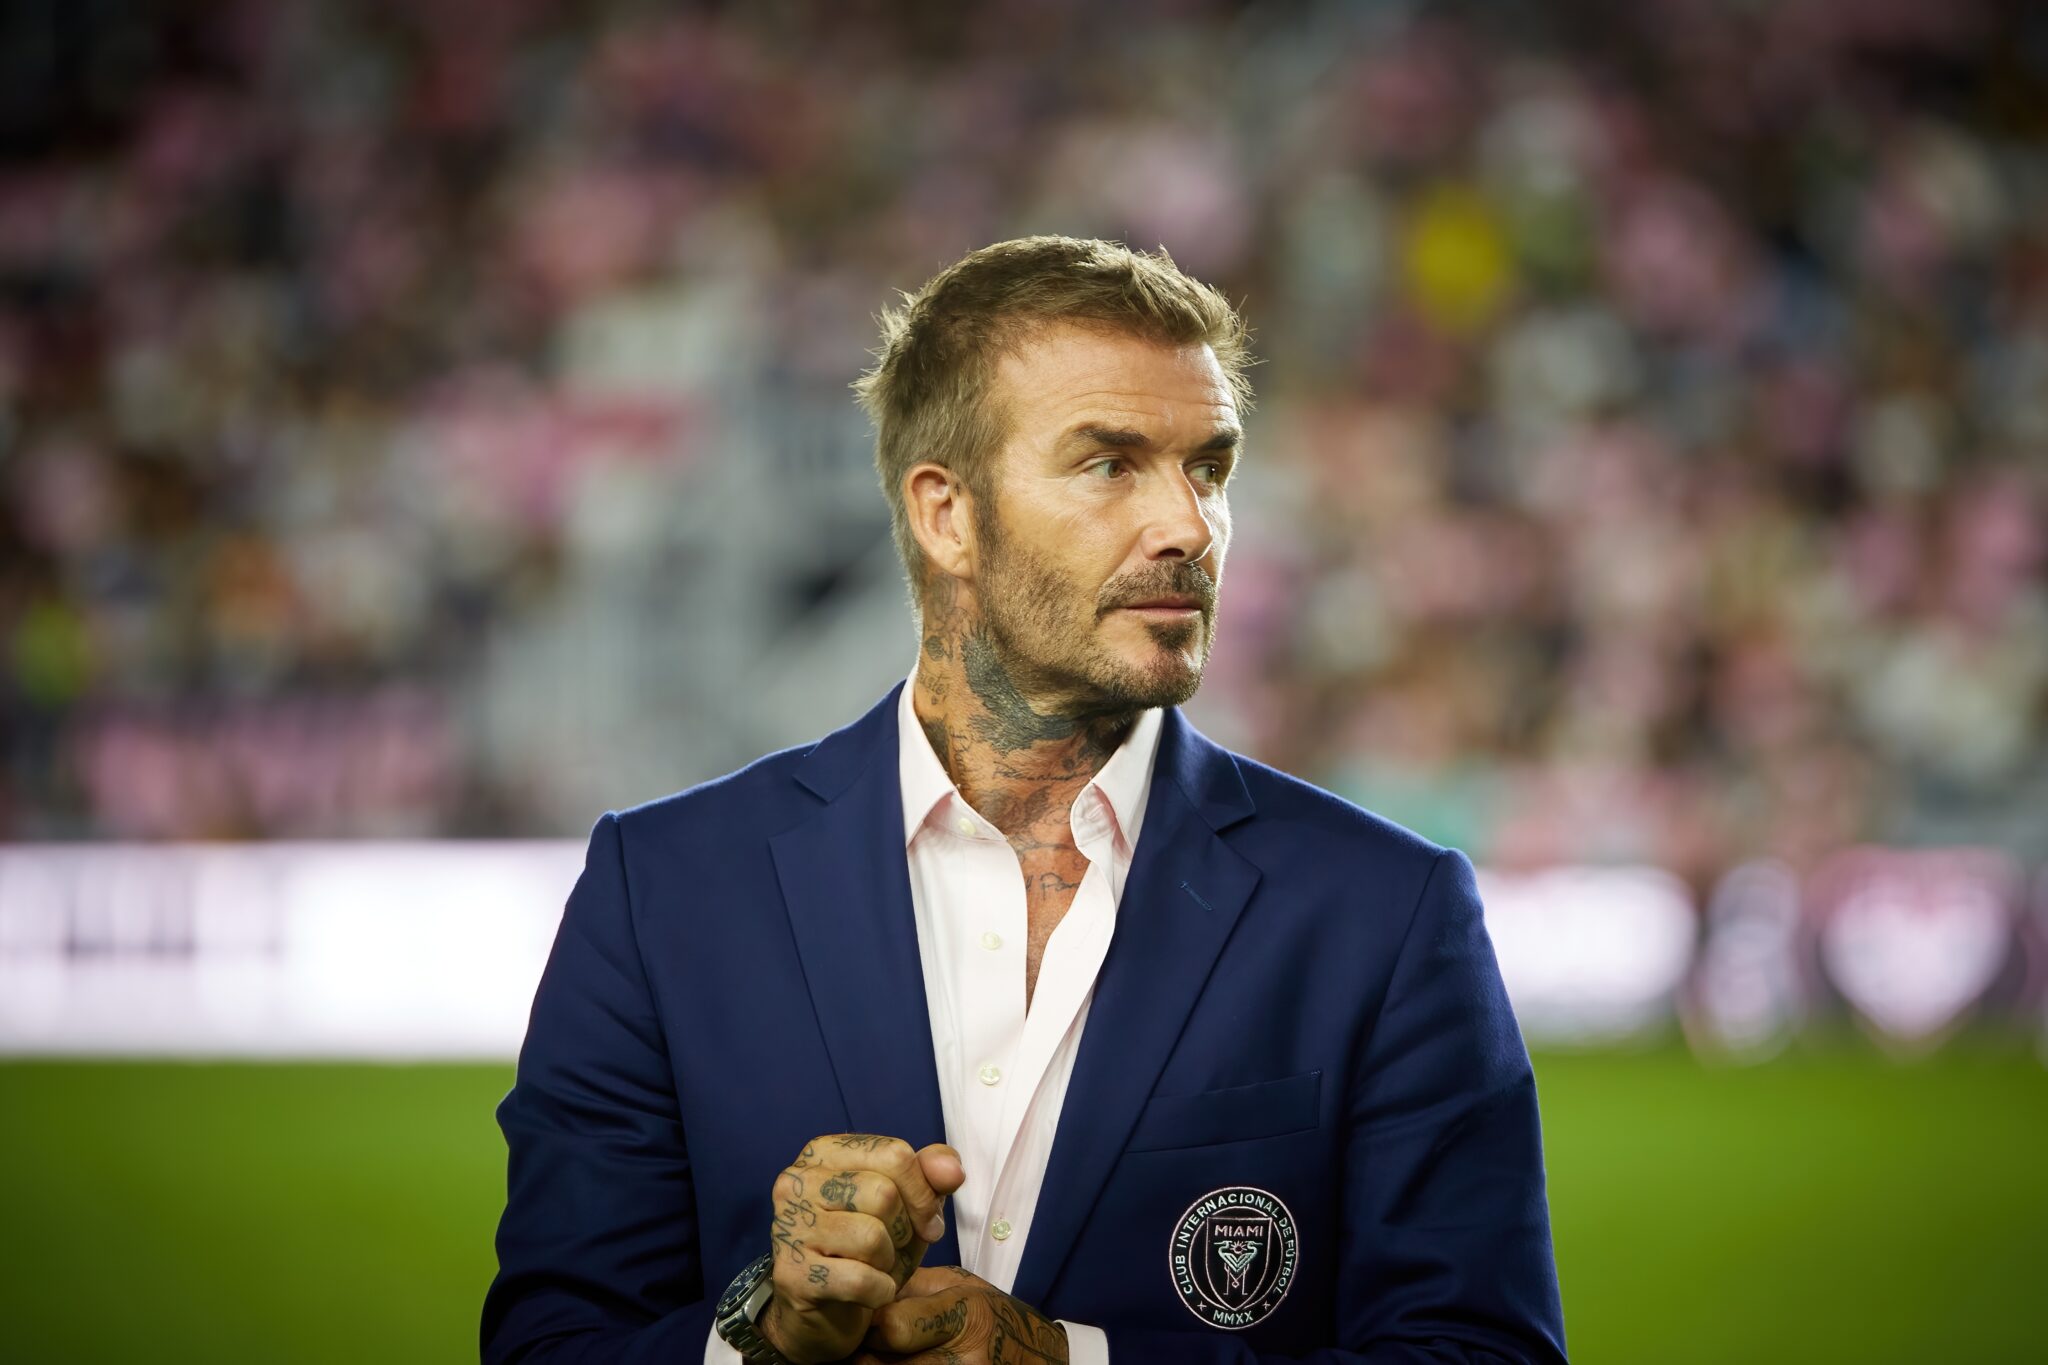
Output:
top-left (1192, 460), bottom-right (1228, 485)
top-left (1087, 457), bottom-right (1126, 478)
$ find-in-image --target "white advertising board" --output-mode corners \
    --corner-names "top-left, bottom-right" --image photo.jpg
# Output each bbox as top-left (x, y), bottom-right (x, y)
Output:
top-left (1, 844), bottom-right (1733, 1056)
top-left (0, 842), bottom-right (582, 1058)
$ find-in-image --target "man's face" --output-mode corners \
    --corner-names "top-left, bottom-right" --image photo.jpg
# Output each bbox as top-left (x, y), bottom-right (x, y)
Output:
top-left (969, 321), bottom-right (1240, 714)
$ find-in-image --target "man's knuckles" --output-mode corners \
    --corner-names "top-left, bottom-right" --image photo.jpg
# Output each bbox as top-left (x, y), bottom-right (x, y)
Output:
top-left (771, 1254), bottom-right (894, 1312)
top-left (790, 1135), bottom-right (928, 1193)
top-left (827, 1132), bottom-right (915, 1166)
top-left (817, 1169), bottom-right (902, 1219)
top-left (780, 1212), bottom-right (894, 1275)
top-left (833, 1136), bottom-right (939, 1204)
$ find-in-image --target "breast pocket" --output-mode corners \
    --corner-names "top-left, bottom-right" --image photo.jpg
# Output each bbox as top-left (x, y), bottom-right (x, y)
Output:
top-left (1124, 1070), bottom-right (1322, 1153)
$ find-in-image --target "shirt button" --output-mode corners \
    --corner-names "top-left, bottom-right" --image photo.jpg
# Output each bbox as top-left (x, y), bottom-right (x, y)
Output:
top-left (980, 931), bottom-right (1003, 951)
top-left (977, 1064), bottom-right (1001, 1086)
top-left (955, 816), bottom-right (977, 837)
top-left (991, 1217), bottom-right (1013, 1241)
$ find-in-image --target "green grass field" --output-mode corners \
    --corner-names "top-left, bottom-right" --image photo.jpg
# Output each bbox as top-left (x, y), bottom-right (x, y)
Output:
top-left (3, 1040), bottom-right (2044, 1364)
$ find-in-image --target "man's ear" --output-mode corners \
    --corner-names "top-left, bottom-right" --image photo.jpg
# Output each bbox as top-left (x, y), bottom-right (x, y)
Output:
top-left (904, 461), bottom-right (977, 584)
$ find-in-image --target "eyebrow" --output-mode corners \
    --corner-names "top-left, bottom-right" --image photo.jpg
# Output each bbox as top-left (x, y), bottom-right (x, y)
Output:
top-left (1062, 424), bottom-right (1244, 454)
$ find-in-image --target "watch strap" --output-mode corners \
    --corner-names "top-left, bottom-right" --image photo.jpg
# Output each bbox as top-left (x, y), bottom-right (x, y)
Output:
top-left (714, 1253), bottom-right (794, 1365)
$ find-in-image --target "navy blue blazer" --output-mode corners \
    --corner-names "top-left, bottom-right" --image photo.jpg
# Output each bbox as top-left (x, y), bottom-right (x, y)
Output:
top-left (483, 684), bottom-right (1568, 1363)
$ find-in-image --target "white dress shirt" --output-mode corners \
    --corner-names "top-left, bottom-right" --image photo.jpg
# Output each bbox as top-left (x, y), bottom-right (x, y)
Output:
top-left (706, 677), bottom-right (1160, 1364)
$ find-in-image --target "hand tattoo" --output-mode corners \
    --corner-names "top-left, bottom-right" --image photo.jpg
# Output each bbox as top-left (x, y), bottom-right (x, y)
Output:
top-left (820, 1171), bottom-right (859, 1210)
top-left (769, 1192), bottom-right (818, 1263)
top-left (914, 1297), bottom-right (969, 1338)
top-left (901, 1270), bottom-right (1069, 1365)
top-left (832, 1133), bottom-right (894, 1152)
top-left (986, 1294), bottom-right (1069, 1364)
top-left (893, 1234), bottom-right (921, 1279)
top-left (769, 1215), bottom-right (804, 1264)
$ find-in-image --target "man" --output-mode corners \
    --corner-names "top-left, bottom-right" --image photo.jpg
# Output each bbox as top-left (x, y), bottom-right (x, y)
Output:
top-left (483, 236), bottom-right (1568, 1364)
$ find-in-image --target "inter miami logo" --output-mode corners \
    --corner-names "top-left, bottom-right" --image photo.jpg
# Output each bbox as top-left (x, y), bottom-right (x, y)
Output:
top-left (1169, 1186), bottom-right (1299, 1330)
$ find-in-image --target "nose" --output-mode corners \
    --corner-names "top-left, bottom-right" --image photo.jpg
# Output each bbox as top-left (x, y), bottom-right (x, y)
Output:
top-left (1138, 467), bottom-right (1219, 563)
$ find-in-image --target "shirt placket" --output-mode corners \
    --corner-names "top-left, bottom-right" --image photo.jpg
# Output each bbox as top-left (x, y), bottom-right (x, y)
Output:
top-left (946, 796), bottom-right (1028, 1264)
top-left (976, 788), bottom-right (1122, 1281)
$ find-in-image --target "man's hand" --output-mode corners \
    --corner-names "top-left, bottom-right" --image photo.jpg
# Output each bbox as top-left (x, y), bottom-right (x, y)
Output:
top-left (852, 1266), bottom-right (1071, 1365)
top-left (755, 1134), bottom-right (966, 1364)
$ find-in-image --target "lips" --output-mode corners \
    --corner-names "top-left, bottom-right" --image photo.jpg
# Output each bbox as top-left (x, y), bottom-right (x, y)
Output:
top-left (1100, 564), bottom-right (1219, 616)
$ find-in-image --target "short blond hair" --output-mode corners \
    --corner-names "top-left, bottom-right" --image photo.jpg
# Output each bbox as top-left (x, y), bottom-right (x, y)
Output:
top-left (852, 235), bottom-right (1255, 595)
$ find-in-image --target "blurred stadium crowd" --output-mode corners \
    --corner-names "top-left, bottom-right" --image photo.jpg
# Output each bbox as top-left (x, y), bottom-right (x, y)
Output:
top-left (1, 0), bottom-right (2044, 892)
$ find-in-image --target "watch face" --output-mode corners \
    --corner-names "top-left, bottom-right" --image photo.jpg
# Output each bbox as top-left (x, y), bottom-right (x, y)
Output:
top-left (718, 1254), bottom-right (768, 1317)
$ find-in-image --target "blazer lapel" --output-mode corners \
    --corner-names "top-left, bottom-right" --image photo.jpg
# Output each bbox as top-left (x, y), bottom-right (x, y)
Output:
top-left (1011, 709), bottom-right (1261, 1307)
top-left (768, 683), bottom-right (961, 1265)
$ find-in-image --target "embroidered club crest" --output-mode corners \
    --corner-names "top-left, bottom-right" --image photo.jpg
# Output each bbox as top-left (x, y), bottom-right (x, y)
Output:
top-left (1169, 1186), bottom-right (1299, 1330)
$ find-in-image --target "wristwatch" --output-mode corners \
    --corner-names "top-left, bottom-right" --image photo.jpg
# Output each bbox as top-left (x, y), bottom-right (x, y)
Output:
top-left (714, 1251), bottom-right (794, 1364)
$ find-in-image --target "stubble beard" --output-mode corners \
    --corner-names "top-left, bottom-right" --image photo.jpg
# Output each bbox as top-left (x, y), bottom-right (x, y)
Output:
top-left (973, 506), bottom-right (1217, 721)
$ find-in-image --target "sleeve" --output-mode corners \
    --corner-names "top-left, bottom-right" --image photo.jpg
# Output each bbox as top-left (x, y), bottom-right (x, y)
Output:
top-left (1101, 847), bottom-right (1570, 1364)
top-left (482, 811), bottom-right (723, 1364)
top-left (1059, 1320), bottom-right (1111, 1364)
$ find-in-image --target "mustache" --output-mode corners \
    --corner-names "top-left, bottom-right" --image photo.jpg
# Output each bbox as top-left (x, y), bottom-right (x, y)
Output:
top-left (1096, 563), bottom-right (1218, 615)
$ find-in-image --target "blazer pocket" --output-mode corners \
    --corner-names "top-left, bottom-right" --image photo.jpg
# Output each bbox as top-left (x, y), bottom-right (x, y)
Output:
top-left (1124, 1069), bottom-right (1323, 1153)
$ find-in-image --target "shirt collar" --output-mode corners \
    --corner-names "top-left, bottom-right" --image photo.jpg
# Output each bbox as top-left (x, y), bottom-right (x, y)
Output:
top-left (896, 671), bottom-right (1164, 852)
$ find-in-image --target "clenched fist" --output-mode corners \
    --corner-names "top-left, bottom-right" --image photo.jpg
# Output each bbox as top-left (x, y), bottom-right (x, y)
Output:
top-left (755, 1134), bottom-right (966, 1364)
top-left (853, 1265), bottom-right (1071, 1365)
